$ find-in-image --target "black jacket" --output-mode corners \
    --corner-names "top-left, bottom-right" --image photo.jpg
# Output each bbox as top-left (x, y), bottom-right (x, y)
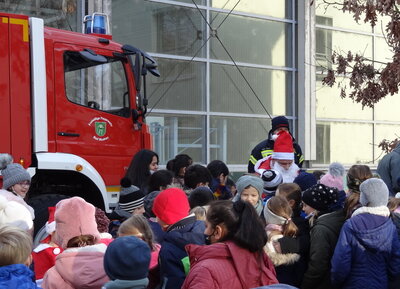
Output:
top-left (248, 132), bottom-right (304, 173)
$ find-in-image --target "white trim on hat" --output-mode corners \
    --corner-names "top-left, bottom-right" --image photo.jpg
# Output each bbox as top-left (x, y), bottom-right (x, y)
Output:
top-left (45, 221), bottom-right (56, 235)
top-left (272, 152), bottom-right (294, 160)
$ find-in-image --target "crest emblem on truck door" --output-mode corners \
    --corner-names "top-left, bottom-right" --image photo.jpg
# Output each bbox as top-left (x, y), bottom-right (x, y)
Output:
top-left (95, 122), bottom-right (106, 137)
top-left (88, 117), bottom-right (112, 141)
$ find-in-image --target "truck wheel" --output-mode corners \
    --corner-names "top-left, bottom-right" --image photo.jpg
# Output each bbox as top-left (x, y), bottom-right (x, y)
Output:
top-left (28, 194), bottom-right (70, 237)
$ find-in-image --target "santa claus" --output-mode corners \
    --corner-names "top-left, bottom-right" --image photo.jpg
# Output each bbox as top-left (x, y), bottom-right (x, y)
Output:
top-left (254, 130), bottom-right (300, 183)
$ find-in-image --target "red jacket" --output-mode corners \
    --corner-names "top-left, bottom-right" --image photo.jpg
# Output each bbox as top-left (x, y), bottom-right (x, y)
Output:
top-left (182, 241), bottom-right (278, 289)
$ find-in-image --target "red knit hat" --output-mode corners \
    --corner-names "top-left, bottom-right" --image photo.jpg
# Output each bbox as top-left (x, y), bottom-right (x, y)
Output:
top-left (152, 188), bottom-right (189, 225)
top-left (272, 130), bottom-right (294, 160)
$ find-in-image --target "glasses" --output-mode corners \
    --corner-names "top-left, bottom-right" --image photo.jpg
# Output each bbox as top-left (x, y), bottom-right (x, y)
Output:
top-left (17, 181), bottom-right (31, 187)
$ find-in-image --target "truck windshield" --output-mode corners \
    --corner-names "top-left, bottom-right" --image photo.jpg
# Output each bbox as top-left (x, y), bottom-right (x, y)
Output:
top-left (64, 51), bottom-right (130, 117)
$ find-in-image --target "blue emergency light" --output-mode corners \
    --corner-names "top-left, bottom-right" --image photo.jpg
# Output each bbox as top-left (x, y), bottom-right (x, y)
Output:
top-left (83, 13), bottom-right (109, 35)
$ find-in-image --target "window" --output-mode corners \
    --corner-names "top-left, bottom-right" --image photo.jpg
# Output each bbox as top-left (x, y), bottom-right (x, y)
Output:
top-left (64, 51), bottom-right (130, 117)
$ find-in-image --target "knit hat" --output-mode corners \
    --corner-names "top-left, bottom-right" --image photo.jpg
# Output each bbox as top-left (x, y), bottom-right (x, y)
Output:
top-left (302, 184), bottom-right (339, 212)
top-left (1, 161), bottom-right (31, 190)
top-left (54, 197), bottom-right (101, 249)
top-left (95, 207), bottom-right (110, 234)
top-left (271, 116), bottom-right (289, 133)
top-left (153, 187), bottom-right (189, 225)
top-left (236, 175), bottom-right (264, 197)
top-left (104, 236), bottom-right (150, 281)
top-left (359, 178), bottom-right (389, 207)
top-left (0, 195), bottom-right (33, 230)
top-left (294, 171), bottom-right (317, 192)
top-left (271, 131), bottom-right (294, 160)
top-left (261, 170), bottom-right (283, 195)
top-left (119, 178), bottom-right (145, 213)
top-left (188, 186), bottom-right (215, 209)
top-left (45, 206), bottom-right (56, 235)
top-left (320, 162), bottom-right (345, 190)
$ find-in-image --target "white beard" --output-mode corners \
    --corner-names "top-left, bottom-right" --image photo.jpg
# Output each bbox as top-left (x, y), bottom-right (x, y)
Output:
top-left (272, 161), bottom-right (299, 183)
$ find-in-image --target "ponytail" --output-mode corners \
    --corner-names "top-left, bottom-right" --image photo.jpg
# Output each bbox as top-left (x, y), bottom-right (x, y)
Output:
top-left (207, 200), bottom-right (267, 253)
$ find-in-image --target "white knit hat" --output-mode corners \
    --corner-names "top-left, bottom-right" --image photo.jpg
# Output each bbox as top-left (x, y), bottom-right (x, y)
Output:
top-left (0, 195), bottom-right (33, 231)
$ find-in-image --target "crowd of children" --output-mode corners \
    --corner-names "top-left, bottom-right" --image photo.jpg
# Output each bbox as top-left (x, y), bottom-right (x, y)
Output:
top-left (1, 124), bottom-right (400, 289)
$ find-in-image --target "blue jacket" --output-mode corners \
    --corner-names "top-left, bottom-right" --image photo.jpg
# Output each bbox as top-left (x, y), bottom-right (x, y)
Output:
top-left (331, 211), bottom-right (400, 289)
top-left (159, 216), bottom-right (205, 289)
top-left (377, 143), bottom-right (400, 195)
top-left (0, 264), bottom-right (39, 289)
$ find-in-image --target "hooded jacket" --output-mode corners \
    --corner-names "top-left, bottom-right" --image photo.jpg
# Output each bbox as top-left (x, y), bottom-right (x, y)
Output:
top-left (158, 215), bottom-right (205, 289)
top-left (0, 264), bottom-right (39, 289)
top-left (182, 241), bottom-right (278, 289)
top-left (331, 207), bottom-right (400, 289)
top-left (377, 143), bottom-right (400, 195)
top-left (42, 243), bottom-right (109, 289)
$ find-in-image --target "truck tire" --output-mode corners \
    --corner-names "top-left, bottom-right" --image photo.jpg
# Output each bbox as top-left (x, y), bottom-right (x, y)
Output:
top-left (28, 194), bottom-right (70, 236)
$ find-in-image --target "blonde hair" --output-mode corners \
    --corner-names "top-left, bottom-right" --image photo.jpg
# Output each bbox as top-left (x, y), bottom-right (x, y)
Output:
top-left (0, 225), bottom-right (32, 266)
top-left (118, 215), bottom-right (156, 250)
top-left (267, 196), bottom-right (298, 237)
top-left (190, 206), bottom-right (208, 221)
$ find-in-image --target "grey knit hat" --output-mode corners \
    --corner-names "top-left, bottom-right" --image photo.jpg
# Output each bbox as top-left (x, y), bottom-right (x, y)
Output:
top-left (1, 163), bottom-right (31, 190)
top-left (359, 178), bottom-right (389, 207)
top-left (236, 175), bottom-right (264, 197)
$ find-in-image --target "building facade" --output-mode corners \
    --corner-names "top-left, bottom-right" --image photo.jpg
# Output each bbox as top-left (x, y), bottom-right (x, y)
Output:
top-left (2, 0), bottom-right (398, 171)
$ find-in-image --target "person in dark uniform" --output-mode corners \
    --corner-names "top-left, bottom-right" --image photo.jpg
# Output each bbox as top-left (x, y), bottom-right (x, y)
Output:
top-left (248, 116), bottom-right (304, 173)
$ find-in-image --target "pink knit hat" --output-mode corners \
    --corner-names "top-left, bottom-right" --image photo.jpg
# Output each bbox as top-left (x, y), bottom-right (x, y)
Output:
top-left (54, 197), bottom-right (100, 249)
top-left (319, 162), bottom-right (345, 191)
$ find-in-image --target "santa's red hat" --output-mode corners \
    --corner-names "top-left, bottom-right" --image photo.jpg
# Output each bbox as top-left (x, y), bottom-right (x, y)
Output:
top-left (272, 130), bottom-right (294, 160)
top-left (45, 206), bottom-right (56, 235)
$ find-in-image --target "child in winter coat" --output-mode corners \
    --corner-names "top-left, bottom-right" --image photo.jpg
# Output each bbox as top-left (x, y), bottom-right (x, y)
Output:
top-left (32, 207), bottom-right (63, 286)
top-left (300, 184), bottom-right (346, 289)
top-left (263, 196), bottom-right (307, 287)
top-left (42, 197), bottom-right (109, 289)
top-left (233, 175), bottom-right (265, 216)
top-left (182, 200), bottom-right (278, 289)
top-left (0, 225), bottom-right (38, 288)
top-left (103, 236), bottom-right (151, 289)
top-left (118, 215), bottom-right (161, 289)
top-left (108, 177), bottom-right (146, 237)
top-left (152, 187), bottom-right (206, 289)
top-left (331, 178), bottom-right (400, 289)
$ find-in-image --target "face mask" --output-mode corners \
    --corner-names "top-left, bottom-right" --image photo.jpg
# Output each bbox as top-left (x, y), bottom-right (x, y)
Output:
top-left (150, 170), bottom-right (156, 175)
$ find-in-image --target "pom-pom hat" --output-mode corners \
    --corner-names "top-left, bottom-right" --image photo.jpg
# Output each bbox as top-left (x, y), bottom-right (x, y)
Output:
top-left (271, 131), bottom-right (294, 160)
top-left (45, 206), bottom-right (56, 235)
top-left (0, 195), bottom-right (33, 230)
top-left (0, 154), bottom-right (31, 189)
top-left (302, 184), bottom-right (339, 212)
top-left (119, 177), bottom-right (145, 213)
top-left (153, 187), bottom-right (189, 225)
top-left (261, 170), bottom-right (283, 195)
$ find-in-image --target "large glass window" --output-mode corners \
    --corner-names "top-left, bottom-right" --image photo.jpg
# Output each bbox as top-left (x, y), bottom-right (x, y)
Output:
top-left (112, 1), bottom-right (206, 58)
top-left (211, 64), bottom-right (291, 115)
top-left (147, 58), bottom-right (206, 111)
top-left (0, 0), bottom-right (79, 31)
top-left (315, 121), bottom-right (373, 164)
top-left (210, 13), bottom-right (292, 67)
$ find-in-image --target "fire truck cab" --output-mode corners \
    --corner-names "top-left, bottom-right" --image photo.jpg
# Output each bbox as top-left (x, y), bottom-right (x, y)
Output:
top-left (0, 12), bottom-right (158, 233)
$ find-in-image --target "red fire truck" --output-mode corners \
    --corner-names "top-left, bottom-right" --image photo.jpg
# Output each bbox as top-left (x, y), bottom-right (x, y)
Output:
top-left (0, 12), bottom-right (159, 233)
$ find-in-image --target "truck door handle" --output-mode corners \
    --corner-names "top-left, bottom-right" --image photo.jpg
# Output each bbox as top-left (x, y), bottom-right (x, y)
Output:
top-left (58, 132), bottom-right (80, 137)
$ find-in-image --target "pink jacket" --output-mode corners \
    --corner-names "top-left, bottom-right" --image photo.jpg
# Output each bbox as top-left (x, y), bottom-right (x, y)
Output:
top-left (182, 241), bottom-right (278, 289)
top-left (42, 243), bottom-right (109, 289)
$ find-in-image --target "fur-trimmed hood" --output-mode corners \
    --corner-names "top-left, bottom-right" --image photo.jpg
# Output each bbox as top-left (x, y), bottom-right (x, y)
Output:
top-left (264, 234), bottom-right (300, 267)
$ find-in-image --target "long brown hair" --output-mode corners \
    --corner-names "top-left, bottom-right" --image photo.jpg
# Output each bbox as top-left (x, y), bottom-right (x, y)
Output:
top-left (267, 196), bottom-right (298, 237)
top-left (344, 165), bottom-right (373, 218)
top-left (66, 234), bottom-right (96, 248)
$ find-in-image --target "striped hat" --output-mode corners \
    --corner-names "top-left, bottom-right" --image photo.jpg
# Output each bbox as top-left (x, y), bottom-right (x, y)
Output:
top-left (119, 178), bottom-right (145, 213)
